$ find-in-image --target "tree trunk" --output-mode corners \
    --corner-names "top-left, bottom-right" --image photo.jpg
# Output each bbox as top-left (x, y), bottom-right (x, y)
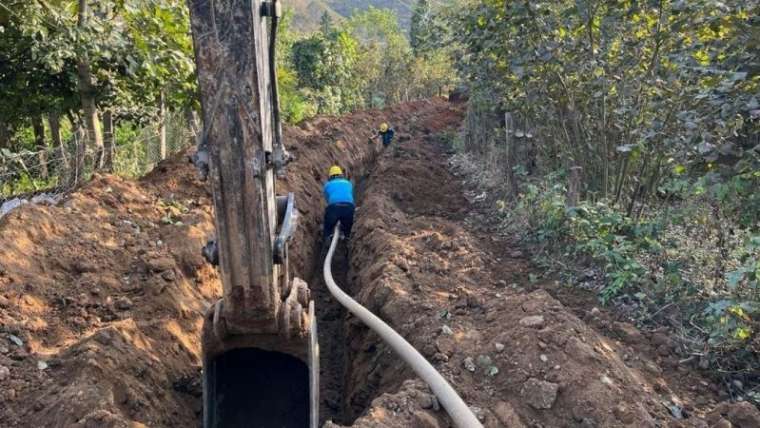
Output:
top-left (504, 112), bottom-right (518, 199)
top-left (49, 111), bottom-right (72, 186)
top-left (48, 112), bottom-right (66, 168)
top-left (77, 0), bottom-right (104, 169)
top-left (102, 109), bottom-right (114, 172)
top-left (186, 107), bottom-right (202, 147)
top-left (32, 115), bottom-right (49, 180)
top-left (74, 125), bottom-right (87, 187)
top-left (158, 90), bottom-right (167, 160)
top-left (0, 120), bottom-right (12, 149)
top-left (566, 166), bottom-right (583, 208)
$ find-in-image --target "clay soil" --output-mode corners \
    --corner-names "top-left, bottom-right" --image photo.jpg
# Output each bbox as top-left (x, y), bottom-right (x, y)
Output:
top-left (1, 98), bottom-right (758, 427)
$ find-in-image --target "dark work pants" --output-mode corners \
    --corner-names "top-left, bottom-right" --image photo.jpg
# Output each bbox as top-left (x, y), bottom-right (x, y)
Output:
top-left (323, 204), bottom-right (355, 239)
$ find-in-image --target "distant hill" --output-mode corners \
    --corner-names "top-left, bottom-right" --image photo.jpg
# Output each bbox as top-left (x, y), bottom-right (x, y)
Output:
top-left (286, 0), bottom-right (414, 32)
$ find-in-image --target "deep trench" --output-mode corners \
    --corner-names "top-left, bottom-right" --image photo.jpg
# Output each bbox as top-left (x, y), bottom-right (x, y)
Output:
top-left (310, 171), bottom-right (374, 426)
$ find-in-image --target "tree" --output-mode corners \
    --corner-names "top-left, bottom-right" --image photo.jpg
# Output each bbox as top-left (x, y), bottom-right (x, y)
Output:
top-left (410, 0), bottom-right (431, 55)
top-left (319, 10), bottom-right (334, 35)
top-left (346, 7), bottom-right (414, 106)
top-left (1, 0), bottom-right (197, 190)
top-left (291, 29), bottom-right (363, 114)
top-left (76, 0), bottom-right (104, 167)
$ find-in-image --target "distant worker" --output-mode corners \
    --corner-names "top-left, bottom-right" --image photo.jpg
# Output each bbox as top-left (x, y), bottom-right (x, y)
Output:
top-left (378, 122), bottom-right (395, 147)
top-left (323, 165), bottom-right (355, 241)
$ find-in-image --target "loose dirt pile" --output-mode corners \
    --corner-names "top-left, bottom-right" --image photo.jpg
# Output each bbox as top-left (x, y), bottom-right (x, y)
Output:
top-left (1, 97), bottom-right (757, 428)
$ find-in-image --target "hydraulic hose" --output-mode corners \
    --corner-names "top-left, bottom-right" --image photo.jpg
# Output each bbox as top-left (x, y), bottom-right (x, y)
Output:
top-left (323, 227), bottom-right (483, 428)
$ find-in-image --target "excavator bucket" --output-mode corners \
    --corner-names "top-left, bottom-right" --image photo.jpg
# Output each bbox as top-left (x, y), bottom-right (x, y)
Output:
top-left (187, 0), bottom-right (319, 426)
top-left (202, 302), bottom-right (319, 427)
top-left (197, 192), bottom-right (319, 428)
top-left (204, 346), bottom-right (309, 427)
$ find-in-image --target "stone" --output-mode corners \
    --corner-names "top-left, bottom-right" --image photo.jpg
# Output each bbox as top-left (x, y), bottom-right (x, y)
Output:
top-left (493, 401), bottom-right (526, 428)
top-left (74, 259), bottom-right (98, 274)
top-left (8, 335), bottom-right (23, 347)
top-left (477, 355), bottom-right (493, 367)
top-left (726, 401), bottom-right (760, 427)
top-left (147, 256), bottom-right (174, 272)
top-left (519, 315), bottom-right (545, 328)
top-left (0, 365), bottom-right (9, 381)
top-left (115, 297), bottom-right (133, 310)
top-left (412, 410), bottom-right (441, 428)
top-left (539, 354), bottom-right (549, 363)
top-left (613, 405), bottom-right (635, 424)
top-left (464, 357), bottom-right (476, 372)
top-left (161, 270), bottom-right (176, 282)
top-left (521, 378), bottom-right (559, 410)
top-left (432, 353), bottom-right (449, 363)
top-left (494, 343), bottom-right (505, 353)
top-left (418, 394), bottom-right (438, 410)
top-left (435, 337), bottom-right (456, 356)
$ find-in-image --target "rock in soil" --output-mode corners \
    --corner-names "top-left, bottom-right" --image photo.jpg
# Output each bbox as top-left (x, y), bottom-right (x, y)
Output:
top-left (518, 315), bottom-right (545, 328)
top-left (521, 378), bottom-right (560, 410)
top-left (492, 401), bottom-right (526, 428)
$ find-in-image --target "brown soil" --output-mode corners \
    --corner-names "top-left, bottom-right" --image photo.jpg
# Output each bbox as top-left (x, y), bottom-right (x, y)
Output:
top-left (1, 98), bottom-right (757, 428)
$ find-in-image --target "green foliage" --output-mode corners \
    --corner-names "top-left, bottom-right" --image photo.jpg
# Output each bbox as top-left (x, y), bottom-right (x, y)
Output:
top-left (291, 29), bottom-right (364, 114)
top-left (346, 7), bottom-right (414, 106)
top-left (504, 169), bottom-right (760, 375)
top-left (278, 5), bottom-right (457, 119)
top-left (725, 236), bottom-right (760, 293)
top-left (0, 0), bottom-right (195, 128)
top-left (2, 2), bottom-right (458, 195)
top-left (445, 0), bottom-right (758, 217)
top-left (516, 178), bottom-right (657, 303)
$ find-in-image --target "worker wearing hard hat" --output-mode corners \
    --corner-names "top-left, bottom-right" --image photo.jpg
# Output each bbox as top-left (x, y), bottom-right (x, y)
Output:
top-left (378, 122), bottom-right (395, 147)
top-left (323, 165), bottom-right (355, 240)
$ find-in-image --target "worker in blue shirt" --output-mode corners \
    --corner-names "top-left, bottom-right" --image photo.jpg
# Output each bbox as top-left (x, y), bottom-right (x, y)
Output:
top-left (378, 122), bottom-right (395, 147)
top-left (323, 165), bottom-right (355, 240)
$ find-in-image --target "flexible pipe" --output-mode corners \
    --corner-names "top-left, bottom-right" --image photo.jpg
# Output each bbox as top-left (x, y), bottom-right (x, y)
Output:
top-left (323, 227), bottom-right (483, 428)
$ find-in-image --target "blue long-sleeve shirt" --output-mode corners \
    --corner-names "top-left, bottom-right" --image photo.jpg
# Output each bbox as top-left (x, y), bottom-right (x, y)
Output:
top-left (324, 177), bottom-right (355, 206)
top-left (380, 129), bottom-right (395, 146)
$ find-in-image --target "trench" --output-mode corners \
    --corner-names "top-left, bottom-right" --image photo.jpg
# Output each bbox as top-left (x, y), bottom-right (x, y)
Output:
top-left (309, 171), bottom-right (374, 426)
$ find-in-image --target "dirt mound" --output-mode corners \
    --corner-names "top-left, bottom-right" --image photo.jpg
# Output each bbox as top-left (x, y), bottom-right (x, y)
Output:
top-left (332, 134), bottom-right (731, 427)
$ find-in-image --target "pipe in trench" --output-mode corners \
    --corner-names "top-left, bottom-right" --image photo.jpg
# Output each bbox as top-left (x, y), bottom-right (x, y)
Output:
top-left (323, 226), bottom-right (484, 428)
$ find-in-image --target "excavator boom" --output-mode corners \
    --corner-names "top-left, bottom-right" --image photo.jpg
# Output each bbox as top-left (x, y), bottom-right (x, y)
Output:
top-left (187, 0), bottom-right (317, 426)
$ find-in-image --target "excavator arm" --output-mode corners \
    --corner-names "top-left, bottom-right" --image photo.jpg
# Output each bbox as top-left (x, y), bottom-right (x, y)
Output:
top-left (187, 0), bottom-right (317, 426)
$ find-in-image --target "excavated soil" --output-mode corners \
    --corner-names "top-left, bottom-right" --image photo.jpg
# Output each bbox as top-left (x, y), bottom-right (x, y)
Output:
top-left (1, 98), bottom-right (758, 428)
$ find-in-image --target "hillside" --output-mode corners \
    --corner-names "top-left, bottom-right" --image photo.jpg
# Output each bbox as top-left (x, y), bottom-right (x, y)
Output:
top-left (288, 0), bottom-right (414, 32)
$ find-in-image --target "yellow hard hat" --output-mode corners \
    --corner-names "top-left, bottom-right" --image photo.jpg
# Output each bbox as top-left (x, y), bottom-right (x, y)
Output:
top-left (328, 165), bottom-right (343, 177)
top-left (379, 122), bottom-right (389, 132)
